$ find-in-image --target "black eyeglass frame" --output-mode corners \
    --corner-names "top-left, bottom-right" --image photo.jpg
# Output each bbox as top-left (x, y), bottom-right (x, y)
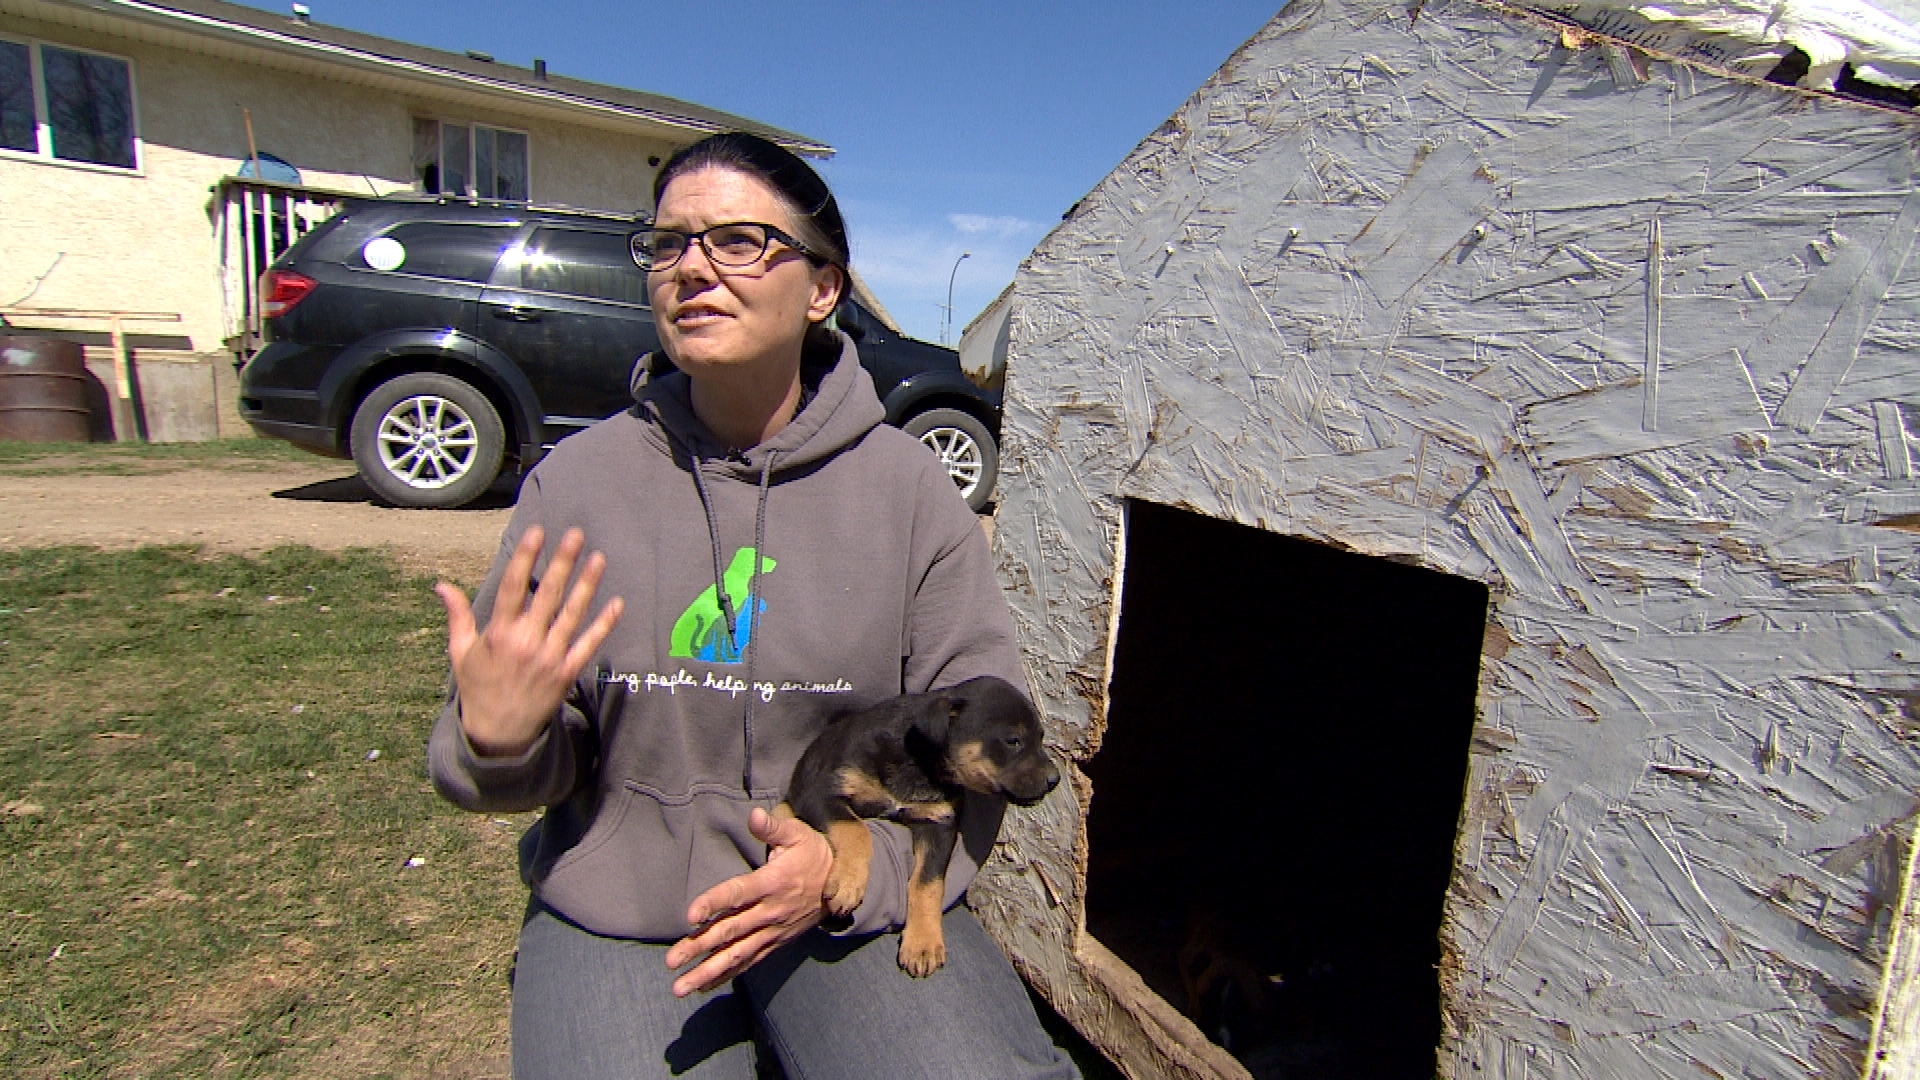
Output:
top-left (630, 221), bottom-right (827, 272)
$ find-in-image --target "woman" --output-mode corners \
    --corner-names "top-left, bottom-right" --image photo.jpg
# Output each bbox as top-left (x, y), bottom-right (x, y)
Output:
top-left (428, 132), bottom-right (1079, 1080)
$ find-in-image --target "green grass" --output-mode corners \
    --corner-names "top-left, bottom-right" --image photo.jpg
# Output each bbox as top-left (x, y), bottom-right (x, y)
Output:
top-left (0, 545), bottom-right (525, 1079)
top-left (0, 542), bottom-right (1123, 1079)
top-left (0, 438), bottom-right (321, 475)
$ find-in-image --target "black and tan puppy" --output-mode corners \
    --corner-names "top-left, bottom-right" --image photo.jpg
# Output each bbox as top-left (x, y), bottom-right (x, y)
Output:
top-left (777, 675), bottom-right (1059, 976)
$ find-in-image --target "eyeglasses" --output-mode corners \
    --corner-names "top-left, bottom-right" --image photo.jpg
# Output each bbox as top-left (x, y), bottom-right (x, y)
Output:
top-left (630, 222), bottom-right (824, 271)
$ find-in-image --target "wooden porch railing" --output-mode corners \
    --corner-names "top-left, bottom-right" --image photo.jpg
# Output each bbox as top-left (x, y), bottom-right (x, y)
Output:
top-left (213, 176), bottom-right (354, 360)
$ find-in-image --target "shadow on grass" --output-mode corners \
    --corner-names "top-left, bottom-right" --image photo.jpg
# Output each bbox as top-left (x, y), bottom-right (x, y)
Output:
top-left (270, 471), bottom-right (524, 510)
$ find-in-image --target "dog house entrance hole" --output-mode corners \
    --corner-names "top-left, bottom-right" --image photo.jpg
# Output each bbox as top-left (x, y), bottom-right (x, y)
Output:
top-left (1083, 499), bottom-right (1487, 1079)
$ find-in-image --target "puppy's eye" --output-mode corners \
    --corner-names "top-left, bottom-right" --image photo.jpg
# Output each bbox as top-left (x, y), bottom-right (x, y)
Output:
top-left (1002, 735), bottom-right (1024, 751)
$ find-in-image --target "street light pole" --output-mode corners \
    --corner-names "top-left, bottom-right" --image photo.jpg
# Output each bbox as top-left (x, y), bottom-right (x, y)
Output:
top-left (942, 251), bottom-right (971, 345)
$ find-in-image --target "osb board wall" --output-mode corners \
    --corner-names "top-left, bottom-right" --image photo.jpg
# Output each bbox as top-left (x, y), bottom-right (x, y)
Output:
top-left (967, 0), bottom-right (1920, 1076)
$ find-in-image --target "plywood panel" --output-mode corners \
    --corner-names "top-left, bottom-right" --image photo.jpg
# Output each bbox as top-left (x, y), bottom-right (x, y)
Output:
top-left (972, 0), bottom-right (1920, 1076)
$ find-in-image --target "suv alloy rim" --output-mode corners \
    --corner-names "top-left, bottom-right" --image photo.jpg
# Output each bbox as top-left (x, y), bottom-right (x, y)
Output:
top-left (376, 394), bottom-right (480, 489)
top-left (919, 425), bottom-right (983, 498)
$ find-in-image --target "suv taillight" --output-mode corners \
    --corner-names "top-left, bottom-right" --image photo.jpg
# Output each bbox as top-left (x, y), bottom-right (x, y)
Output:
top-left (261, 270), bottom-right (318, 319)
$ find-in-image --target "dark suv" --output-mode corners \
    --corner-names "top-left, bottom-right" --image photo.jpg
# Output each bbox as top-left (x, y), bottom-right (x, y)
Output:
top-left (238, 197), bottom-right (1001, 510)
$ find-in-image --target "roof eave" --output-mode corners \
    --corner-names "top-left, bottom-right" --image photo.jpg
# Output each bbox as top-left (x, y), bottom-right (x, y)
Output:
top-left (8, 0), bottom-right (834, 156)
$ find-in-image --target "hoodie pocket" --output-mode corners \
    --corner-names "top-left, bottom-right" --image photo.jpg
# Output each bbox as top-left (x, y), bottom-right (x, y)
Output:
top-left (531, 780), bottom-right (751, 940)
top-left (540, 782), bottom-right (634, 881)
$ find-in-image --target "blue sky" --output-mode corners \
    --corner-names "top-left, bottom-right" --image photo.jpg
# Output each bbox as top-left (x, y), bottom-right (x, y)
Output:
top-left (241, 1), bottom-right (1280, 343)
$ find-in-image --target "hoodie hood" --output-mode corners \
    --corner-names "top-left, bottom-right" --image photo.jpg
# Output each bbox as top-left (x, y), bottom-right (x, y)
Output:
top-left (631, 329), bottom-right (884, 478)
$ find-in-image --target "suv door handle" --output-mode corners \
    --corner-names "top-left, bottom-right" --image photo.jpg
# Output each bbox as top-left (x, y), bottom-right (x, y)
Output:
top-left (491, 306), bottom-right (542, 322)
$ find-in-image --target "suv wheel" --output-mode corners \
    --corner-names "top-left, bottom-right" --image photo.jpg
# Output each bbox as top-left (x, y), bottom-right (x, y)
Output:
top-left (902, 408), bottom-right (997, 513)
top-left (351, 373), bottom-right (505, 509)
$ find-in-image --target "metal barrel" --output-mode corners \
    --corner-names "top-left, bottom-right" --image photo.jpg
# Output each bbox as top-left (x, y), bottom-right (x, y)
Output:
top-left (0, 336), bottom-right (93, 442)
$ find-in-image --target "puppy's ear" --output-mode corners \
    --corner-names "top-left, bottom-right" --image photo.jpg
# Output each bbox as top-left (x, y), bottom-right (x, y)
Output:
top-left (908, 695), bottom-right (958, 747)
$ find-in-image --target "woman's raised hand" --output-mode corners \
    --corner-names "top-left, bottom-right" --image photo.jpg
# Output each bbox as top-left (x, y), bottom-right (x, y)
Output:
top-left (436, 526), bottom-right (624, 757)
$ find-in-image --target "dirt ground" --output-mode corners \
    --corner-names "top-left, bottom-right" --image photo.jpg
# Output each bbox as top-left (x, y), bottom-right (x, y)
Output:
top-left (0, 458), bottom-right (513, 585)
top-left (0, 458), bottom-right (992, 585)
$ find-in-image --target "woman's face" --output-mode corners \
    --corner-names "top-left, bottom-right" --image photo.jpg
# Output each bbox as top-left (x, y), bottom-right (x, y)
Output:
top-left (647, 166), bottom-right (843, 379)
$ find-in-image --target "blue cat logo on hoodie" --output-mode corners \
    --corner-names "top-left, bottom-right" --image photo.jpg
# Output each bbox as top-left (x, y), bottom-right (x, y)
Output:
top-left (670, 547), bottom-right (776, 663)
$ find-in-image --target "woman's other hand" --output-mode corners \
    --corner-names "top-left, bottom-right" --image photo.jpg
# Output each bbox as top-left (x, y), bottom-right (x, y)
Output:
top-left (665, 806), bottom-right (832, 996)
top-left (437, 525), bottom-right (624, 757)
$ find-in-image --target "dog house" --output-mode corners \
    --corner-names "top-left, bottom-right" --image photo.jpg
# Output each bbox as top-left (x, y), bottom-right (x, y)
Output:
top-left (965, 1), bottom-right (1920, 1077)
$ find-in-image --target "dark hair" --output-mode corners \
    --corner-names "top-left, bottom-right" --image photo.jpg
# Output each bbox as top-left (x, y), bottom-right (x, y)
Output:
top-left (652, 132), bottom-right (851, 275)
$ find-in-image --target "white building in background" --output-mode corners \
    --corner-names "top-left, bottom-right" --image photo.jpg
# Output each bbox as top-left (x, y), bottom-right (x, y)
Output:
top-left (0, 0), bottom-right (828, 440)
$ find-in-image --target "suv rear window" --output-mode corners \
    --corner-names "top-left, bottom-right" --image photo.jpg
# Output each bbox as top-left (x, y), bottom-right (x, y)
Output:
top-left (361, 222), bottom-right (516, 282)
top-left (272, 211), bottom-right (350, 269)
top-left (517, 227), bottom-right (647, 306)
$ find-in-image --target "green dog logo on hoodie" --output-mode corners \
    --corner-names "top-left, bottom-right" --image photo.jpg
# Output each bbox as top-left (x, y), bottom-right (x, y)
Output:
top-left (670, 547), bottom-right (776, 664)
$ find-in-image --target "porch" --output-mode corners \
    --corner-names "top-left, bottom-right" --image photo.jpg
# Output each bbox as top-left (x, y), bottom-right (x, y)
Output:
top-left (213, 175), bottom-right (354, 364)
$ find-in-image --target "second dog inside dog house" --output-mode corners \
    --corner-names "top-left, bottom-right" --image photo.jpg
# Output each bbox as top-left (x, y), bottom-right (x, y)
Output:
top-left (963, 1), bottom-right (1920, 1078)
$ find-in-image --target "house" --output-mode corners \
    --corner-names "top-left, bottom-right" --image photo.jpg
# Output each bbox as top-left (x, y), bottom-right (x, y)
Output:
top-left (966, 1), bottom-right (1920, 1077)
top-left (957, 281), bottom-right (1009, 395)
top-left (0, 0), bottom-right (827, 441)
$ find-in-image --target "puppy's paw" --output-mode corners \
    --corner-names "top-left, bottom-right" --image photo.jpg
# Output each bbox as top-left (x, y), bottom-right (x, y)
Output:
top-left (894, 800), bottom-right (955, 825)
top-left (898, 924), bottom-right (946, 977)
top-left (823, 861), bottom-right (867, 917)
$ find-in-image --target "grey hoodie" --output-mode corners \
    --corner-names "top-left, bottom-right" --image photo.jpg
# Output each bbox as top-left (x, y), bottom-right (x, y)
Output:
top-left (427, 331), bottom-right (1023, 941)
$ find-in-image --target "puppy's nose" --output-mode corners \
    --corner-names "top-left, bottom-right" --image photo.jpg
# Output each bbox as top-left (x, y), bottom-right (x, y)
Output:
top-left (1043, 764), bottom-right (1061, 793)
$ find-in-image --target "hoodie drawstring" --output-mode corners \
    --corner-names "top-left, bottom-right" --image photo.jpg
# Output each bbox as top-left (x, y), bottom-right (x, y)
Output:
top-left (742, 452), bottom-right (775, 794)
top-left (689, 457), bottom-right (737, 654)
top-left (685, 444), bottom-right (779, 795)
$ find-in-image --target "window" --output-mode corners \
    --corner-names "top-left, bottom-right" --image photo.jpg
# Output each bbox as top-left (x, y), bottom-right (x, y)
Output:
top-left (413, 118), bottom-right (528, 201)
top-left (361, 222), bottom-right (517, 283)
top-left (0, 36), bottom-right (138, 169)
top-left (0, 41), bottom-right (31, 153)
top-left (517, 228), bottom-right (647, 305)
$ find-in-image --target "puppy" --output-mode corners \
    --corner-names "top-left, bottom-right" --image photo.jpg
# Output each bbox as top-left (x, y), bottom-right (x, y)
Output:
top-left (1177, 907), bottom-right (1285, 1054)
top-left (777, 675), bottom-right (1060, 976)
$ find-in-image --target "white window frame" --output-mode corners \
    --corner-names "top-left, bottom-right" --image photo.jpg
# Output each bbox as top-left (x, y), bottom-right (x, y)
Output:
top-left (0, 33), bottom-right (143, 174)
top-left (412, 116), bottom-right (531, 202)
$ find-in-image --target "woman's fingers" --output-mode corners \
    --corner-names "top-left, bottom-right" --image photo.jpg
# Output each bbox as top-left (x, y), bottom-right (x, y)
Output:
top-left (563, 595), bottom-right (625, 675)
top-left (523, 527), bottom-right (586, 627)
top-left (484, 528), bottom-right (609, 663)
top-left (493, 525), bottom-right (546, 621)
top-left (448, 526), bottom-right (619, 755)
top-left (679, 877), bottom-right (758, 949)
top-left (666, 875), bottom-right (777, 971)
top-left (664, 817), bottom-right (832, 995)
top-left (670, 911), bottom-right (747, 971)
top-left (751, 805), bottom-right (820, 853)
top-left (435, 582), bottom-right (477, 662)
top-left (669, 897), bottom-right (819, 996)
top-left (672, 924), bottom-right (790, 997)
top-left (547, 548), bottom-right (607, 646)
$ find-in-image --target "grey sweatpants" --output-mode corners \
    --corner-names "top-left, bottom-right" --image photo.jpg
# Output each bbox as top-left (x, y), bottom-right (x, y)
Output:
top-left (510, 900), bottom-right (1082, 1080)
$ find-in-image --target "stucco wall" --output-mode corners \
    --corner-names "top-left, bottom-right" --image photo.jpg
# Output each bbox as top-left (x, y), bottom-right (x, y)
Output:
top-left (0, 9), bottom-right (674, 372)
top-left (532, 119), bottom-right (668, 214)
top-left (972, 1), bottom-right (1920, 1077)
